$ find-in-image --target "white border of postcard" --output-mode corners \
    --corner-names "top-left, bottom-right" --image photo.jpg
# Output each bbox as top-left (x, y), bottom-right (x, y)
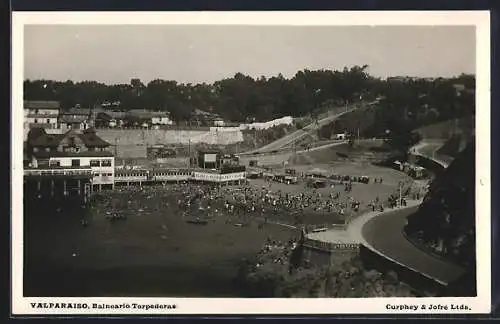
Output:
top-left (11, 11), bottom-right (491, 315)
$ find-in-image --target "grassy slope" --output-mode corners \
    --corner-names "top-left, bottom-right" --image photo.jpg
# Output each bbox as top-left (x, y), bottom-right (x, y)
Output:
top-left (415, 115), bottom-right (475, 140)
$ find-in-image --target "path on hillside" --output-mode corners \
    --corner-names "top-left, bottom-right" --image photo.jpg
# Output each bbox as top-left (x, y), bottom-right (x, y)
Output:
top-left (244, 101), bottom-right (377, 154)
top-left (411, 140), bottom-right (452, 168)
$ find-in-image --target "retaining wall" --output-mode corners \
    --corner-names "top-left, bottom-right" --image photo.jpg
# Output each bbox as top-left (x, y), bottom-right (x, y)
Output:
top-left (96, 128), bottom-right (244, 158)
top-left (97, 129), bottom-right (244, 146)
top-left (359, 245), bottom-right (444, 296)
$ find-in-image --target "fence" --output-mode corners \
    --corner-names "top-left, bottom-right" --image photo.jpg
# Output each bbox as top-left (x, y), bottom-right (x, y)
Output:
top-left (304, 238), bottom-right (360, 253)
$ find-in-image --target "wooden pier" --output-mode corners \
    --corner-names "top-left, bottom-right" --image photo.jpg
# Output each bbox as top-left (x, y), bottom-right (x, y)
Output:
top-left (24, 167), bottom-right (92, 205)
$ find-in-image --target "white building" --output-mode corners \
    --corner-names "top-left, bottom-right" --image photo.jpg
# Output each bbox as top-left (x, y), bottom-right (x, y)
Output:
top-left (26, 128), bottom-right (115, 191)
top-left (333, 133), bottom-right (347, 140)
top-left (213, 118), bottom-right (226, 127)
top-left (151, 113), bottom-right (174, 125)
top-left (24, 100), bottom-right (60, 130)
top-left (58, 108), bottom-right (93, 131)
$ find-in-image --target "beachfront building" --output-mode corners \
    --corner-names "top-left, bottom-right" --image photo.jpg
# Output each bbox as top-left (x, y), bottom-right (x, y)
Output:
top-left (26, 127), bottom-right (115, 191)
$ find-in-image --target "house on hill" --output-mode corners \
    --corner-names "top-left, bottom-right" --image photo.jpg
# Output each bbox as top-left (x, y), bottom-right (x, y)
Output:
top-left (127, 109), bottom-right (174, 128)
top-left (193, 109), bottom-right (225, 127)
top-left (95, 110), bottom-right (128, 128)
top-left (58, 107), bottom-right (94, 131)
top-left (24, 100), bottom-right (60, 131)
top-left (151, 112), bottom-right (173, 126)
top-left (26, 127), bottom-right (115, 190)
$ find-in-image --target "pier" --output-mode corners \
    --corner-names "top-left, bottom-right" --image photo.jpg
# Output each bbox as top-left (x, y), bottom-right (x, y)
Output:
top-left (24, 167), bottom-right (93, 205)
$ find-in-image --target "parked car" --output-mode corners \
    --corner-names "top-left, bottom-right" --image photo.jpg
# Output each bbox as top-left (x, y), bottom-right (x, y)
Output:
top-left (285, 175), bottom-right (298, 185)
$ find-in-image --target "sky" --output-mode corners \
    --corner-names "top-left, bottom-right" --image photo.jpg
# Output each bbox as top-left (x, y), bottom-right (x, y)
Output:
top-left (24, 25), bottom-right (476, 85)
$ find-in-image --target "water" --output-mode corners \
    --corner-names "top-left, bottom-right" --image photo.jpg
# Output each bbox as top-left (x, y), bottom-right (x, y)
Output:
top-left (23, 196), bottom-right (295, 297)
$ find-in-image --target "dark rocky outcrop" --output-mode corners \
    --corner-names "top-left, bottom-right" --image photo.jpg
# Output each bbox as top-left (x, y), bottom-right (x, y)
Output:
top-left (405, 138), bottom-right (476, 295)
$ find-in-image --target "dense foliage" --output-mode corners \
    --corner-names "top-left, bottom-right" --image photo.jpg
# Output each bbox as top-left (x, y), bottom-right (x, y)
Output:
top-left (235, 250), bottom-right (416, 298)
top-left (318, 77), bottom-right (474, 137)
top-left (405, 140), bottom-right (475, 269)
top-left (24, 65), bottom-right (474, 125)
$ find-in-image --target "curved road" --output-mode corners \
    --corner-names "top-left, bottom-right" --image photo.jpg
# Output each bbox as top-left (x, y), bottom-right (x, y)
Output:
top-left (361, 206), bottom-right (466, 285)
top-left (306, 140), bottom-right (465, 286)
top-left (411, 140), bottom-right (452, 168)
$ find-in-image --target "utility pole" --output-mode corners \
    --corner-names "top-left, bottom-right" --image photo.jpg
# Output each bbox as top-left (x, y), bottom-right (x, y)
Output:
top-left (188, 138), bottom-right (191, 169)
top-left (399, 181), bottom-right (403, 207)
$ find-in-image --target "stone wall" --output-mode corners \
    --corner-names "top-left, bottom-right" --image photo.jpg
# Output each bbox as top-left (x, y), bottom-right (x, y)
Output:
top-left (96, 128), bottom-right (244, 158)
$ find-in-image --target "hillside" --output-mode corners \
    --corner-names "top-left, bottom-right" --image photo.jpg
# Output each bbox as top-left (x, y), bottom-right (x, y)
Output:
top-left (317, 104), bottom-right (377, 140)
top-left (404, 139), bottom-right (475, 294)
top-left (435, 134), bottom-right (471, 158)
top-left (289, 140), bottom-right (391, 166)
top-left (416, 115), bottom-right (475, 140)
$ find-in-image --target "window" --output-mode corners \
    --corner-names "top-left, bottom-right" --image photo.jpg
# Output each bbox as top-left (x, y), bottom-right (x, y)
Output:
top-left (49, 160), bottom-right (60, 167)
top-left (93, 172), bottom-right (100, 177)
top-left (46, 119), bottom-right (50, 124)
top-left (107, 173), bottom-right (112, 177)
top-left (71, 159), bottom-right (80, 167)
top-left (35, 109), bottom-right (39, 114)
top-left (34, 119), bottom-right (38, 124)
top-left (101, 160), bottom-right (112, 167)
top-left (90, 160), bottom-right (100, 167)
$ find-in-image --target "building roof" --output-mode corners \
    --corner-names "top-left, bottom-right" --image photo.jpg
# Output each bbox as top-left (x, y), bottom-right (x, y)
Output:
top-left (26, 113), bottom-right (59, 118)
top-left (128, 109), bottom-right (150, 117)
top-left (193, 109), bottom-right (212, 116)
top-left (97, 111), bottom-right (128, 119)
top-left (128, 109), bottom-right (169, 119)
top-left (79, 130), bottom-right (111, 147)
top-left (108, 111), bottom-right (128, 119)
top-left (96, 112), bottom-right (113, 121)
top-left (198, 149), bottom-right (221, 154)
top-left (24, 165), bottom-right (92, 170)
top-left (59, 115), bottom-right (89, 123)
top-left (29, 133), bottom-right (66, 147)
top-left (29, 129), bottom-right (111, 148)
top-left (24, 100), bottom-right (60, 109)
top-left (64, 108), bottom-right (93, 115)
top-left (33, 150), bottom-right (114, 158)
top-left (27, 123), bottom-right (58, 130)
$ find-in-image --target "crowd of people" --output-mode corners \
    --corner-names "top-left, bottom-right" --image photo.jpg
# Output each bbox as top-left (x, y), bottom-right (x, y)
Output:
top-left (87, 173), bottom-right (421, 235)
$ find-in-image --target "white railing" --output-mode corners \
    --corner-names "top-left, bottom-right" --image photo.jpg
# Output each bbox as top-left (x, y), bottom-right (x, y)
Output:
top-left (114, 169), bottom-right (246, 183)
top-left (24, 168), bottom-right (92, 177)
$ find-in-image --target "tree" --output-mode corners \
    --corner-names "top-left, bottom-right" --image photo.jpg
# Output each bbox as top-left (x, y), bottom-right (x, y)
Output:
top-left (23, 68), bottom-right (474, 127)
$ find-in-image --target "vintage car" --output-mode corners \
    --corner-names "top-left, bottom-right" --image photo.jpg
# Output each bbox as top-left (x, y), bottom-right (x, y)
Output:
top-left (284, 175), bottom-right (298, 185)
